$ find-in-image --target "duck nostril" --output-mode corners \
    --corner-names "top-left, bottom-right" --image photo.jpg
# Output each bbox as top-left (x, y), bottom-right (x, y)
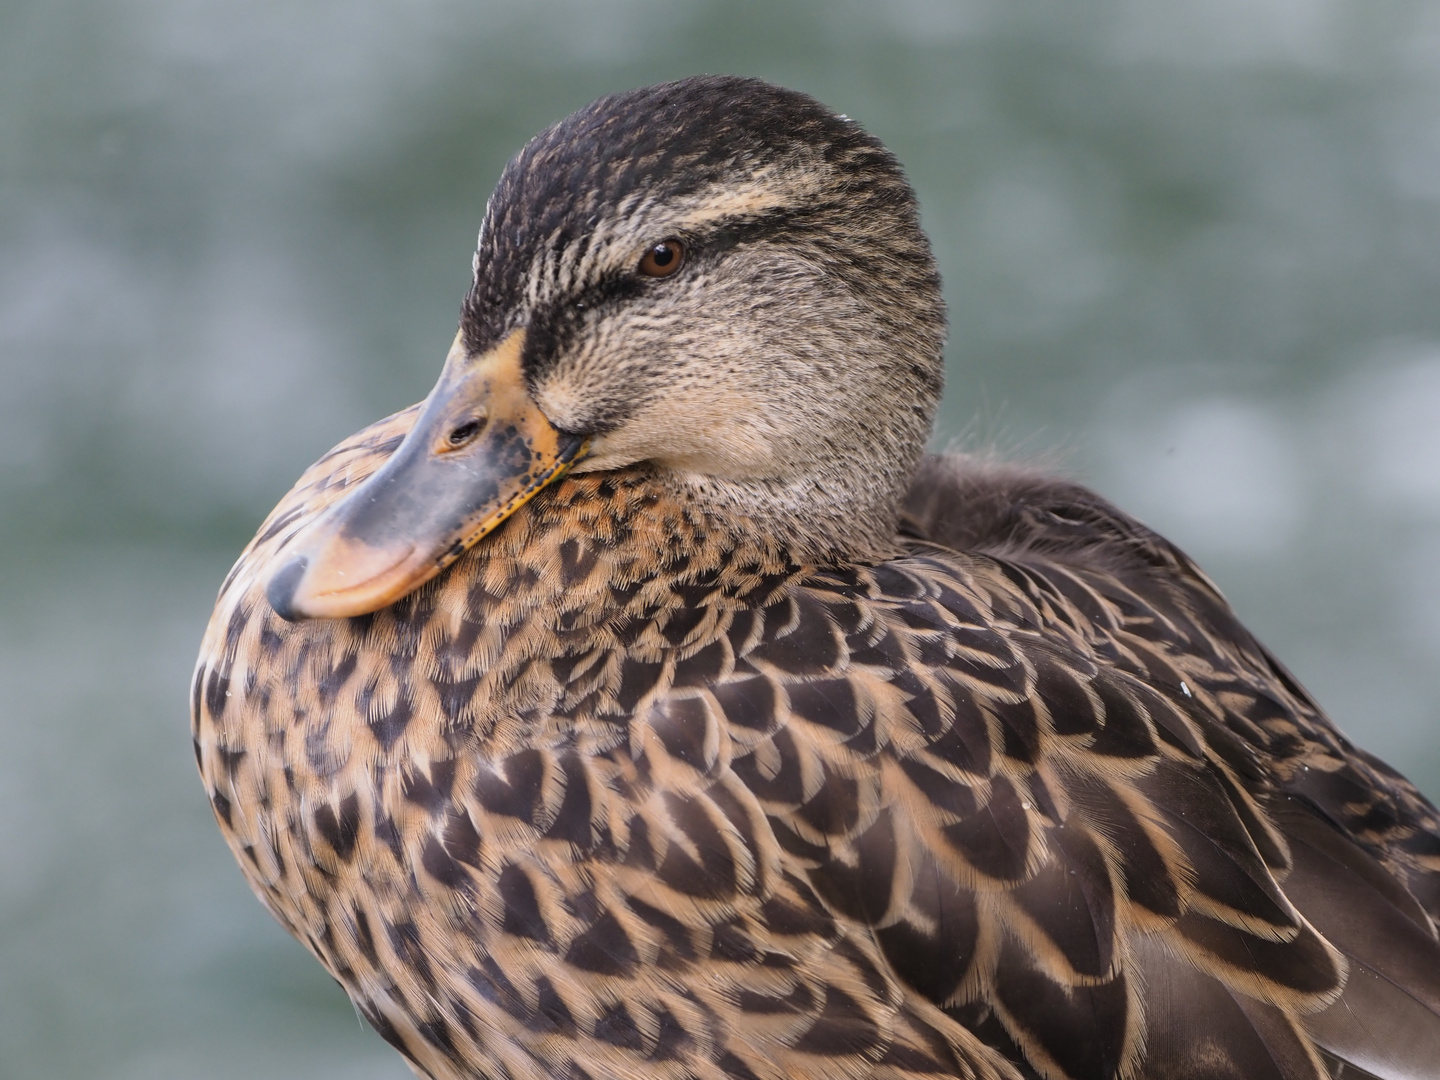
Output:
top-left (446, 418), bottom-right (485, 447)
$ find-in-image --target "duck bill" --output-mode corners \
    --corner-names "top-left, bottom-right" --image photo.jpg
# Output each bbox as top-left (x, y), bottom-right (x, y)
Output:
top-left (267, 329), bottom-right (587, 621)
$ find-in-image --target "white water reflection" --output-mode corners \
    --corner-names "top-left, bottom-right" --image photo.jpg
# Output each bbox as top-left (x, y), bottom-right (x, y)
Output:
top-left (1097, 345), bottom-right (1440, 576)
top-left (1352, 349), bottom-right (1440, 513)
top-left (1397, 534), bottom-right (1440, 647)
top-left (1101, 393), bottom-right (1303, 556)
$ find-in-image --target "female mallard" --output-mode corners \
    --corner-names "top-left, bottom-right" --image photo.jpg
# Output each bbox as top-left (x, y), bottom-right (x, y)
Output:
top-left (193, 76), bottom-right (1440, 1080)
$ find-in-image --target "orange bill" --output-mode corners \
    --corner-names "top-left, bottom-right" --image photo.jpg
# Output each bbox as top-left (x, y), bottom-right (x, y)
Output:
top-left (266, 329), bottom-right (587, 621)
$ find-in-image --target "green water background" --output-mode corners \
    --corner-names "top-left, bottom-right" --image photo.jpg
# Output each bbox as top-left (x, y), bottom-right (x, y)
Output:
top-left (4, 1), bottom-right (1440, 1075)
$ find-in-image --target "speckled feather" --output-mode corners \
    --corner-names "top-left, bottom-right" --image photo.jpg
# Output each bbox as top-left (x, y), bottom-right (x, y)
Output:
top-left (194, 76), bottom-right (1440, 1080)
top-left (195, 408), bottom-right (1440, 1080)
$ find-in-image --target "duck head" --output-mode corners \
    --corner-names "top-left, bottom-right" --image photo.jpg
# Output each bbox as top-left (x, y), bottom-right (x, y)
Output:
top-left (268, 75), bottom-right (945, 621)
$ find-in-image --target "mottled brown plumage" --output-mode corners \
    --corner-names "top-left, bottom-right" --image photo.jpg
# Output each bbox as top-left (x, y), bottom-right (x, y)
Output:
top-left (194, 76), bottom-right (1440, 1080)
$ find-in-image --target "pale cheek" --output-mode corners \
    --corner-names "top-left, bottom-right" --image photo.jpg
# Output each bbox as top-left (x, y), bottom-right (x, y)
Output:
top-left (582, 393), bottom-right (782, 478)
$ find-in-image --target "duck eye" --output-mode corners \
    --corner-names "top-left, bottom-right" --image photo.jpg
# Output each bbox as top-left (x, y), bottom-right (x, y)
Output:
top-left (637, 239), bottom-right (685, 278)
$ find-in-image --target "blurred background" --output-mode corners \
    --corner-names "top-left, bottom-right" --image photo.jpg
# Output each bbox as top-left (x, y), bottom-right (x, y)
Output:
top-left (4, 0), bottom-right (1440, 1075)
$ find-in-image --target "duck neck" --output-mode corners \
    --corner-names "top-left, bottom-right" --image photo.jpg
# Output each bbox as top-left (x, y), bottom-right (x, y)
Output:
top-left (653, 461), bottom-right (910, 566)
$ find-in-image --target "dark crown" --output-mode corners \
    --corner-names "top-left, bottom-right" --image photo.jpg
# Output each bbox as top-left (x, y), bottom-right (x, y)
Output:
top-left (460, 75), bottom-right (925, 357)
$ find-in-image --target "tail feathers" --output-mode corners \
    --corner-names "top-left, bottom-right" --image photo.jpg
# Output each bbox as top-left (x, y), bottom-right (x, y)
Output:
top-left (1307, 961), bottom-right (1440, 1080)
top-left (1127, 789), bottom-right (1440, 1080)
top-left (1130, 935), bottom-right (1328, 1080)
top-left (1316, 1052), bottom-right (1383, 1080)
top-left (1279, 803), bottom-right (1440, 1080)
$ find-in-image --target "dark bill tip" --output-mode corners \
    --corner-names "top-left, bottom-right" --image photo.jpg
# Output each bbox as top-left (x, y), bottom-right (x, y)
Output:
top-left (266, 555), bottom-right (309, 623)
top-left (258, 328), bottom-right (589, 622)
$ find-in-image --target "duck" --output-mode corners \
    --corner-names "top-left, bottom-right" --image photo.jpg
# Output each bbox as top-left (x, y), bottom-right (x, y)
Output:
top-left (192, 75), bottom-right (1440, 1080)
